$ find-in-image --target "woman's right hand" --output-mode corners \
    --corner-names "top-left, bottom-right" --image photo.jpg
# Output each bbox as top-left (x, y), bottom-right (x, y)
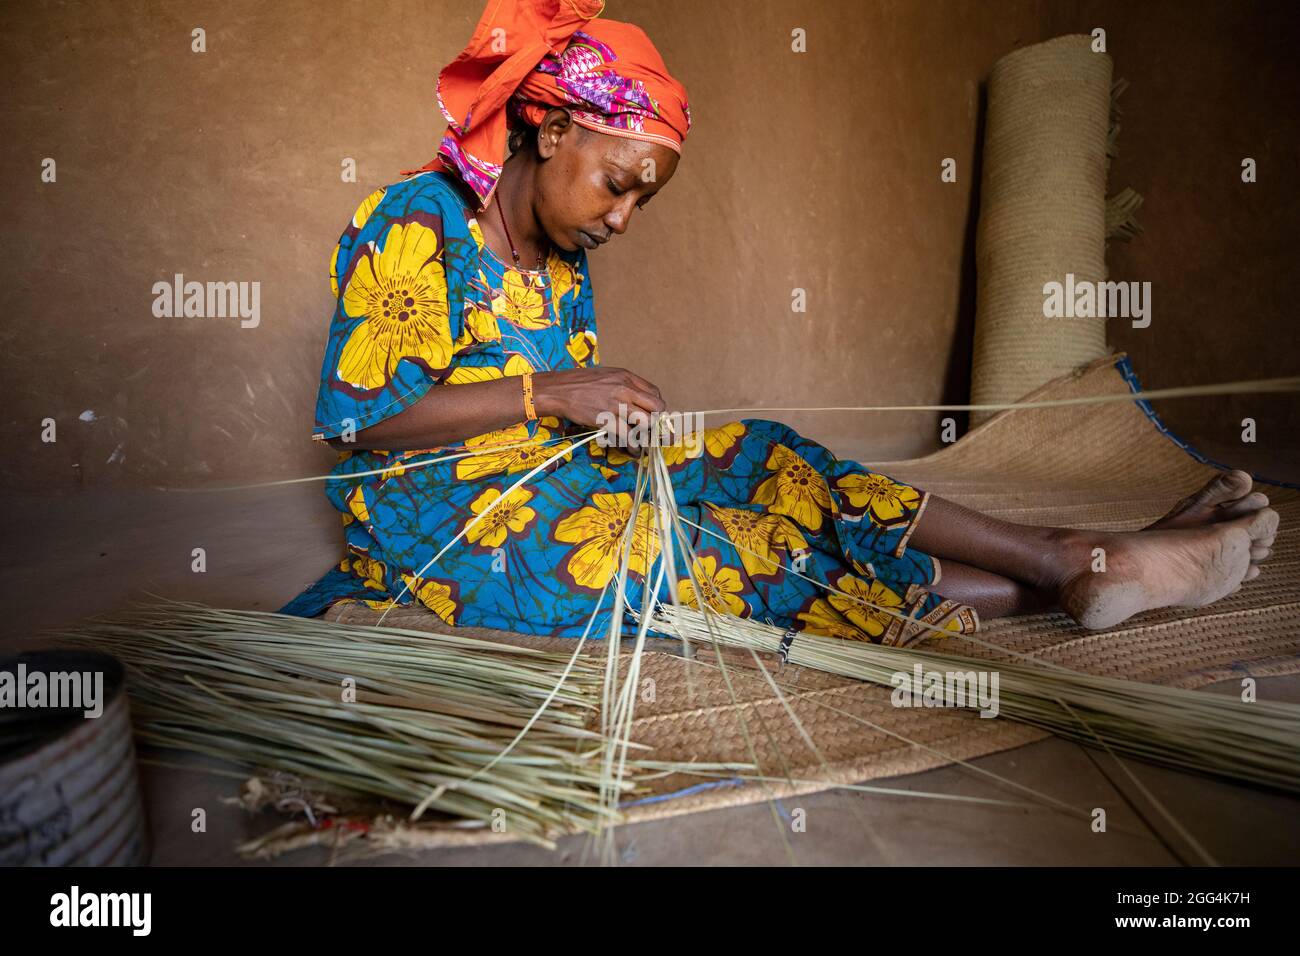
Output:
top-left (533, 367), bottom-right (667, 450)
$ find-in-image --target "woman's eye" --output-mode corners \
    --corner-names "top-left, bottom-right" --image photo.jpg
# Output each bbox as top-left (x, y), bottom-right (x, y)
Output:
top-left (607, 179), bottom-right (624, 196)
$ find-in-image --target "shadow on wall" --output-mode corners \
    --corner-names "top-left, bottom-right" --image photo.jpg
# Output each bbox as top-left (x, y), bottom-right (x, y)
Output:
top-left (942, 79), bottom-right (988, 442)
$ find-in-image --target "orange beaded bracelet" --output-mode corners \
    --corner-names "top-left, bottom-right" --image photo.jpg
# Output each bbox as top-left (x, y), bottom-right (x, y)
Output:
top-left (521, 371), bottom-right (538, 421)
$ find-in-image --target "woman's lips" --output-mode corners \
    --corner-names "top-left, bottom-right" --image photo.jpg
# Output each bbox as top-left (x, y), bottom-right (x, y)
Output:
top-left (578, 230), bottom-right (606, 249)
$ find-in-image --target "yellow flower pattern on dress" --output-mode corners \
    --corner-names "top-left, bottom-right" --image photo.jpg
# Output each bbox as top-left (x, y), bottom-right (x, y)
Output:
top-left (496, 270), bottom-right (550, 329)
top-left (567, 329), bottom-right (600, 367)
top-left (704, 504), bottom-right (809, 579)
top-left (503, 354), bottom-right (535, 376)
top-left (331, 187), bottom-right (388, 297)
top-left (835, 473), bottom-right (922, 528)
top-left (346, 485), bottom-right (370, 524)
top-left (547, 249), bottom-right (578, 308)
top-left (751, 443), bottom-right (834, 532)
top-left (349, 553), bottom-right (388, 592)
top-left (337, 221), bottom-right (453, 390)
top-left (703, 422), bottom-right (746, 457)
top-left (797, 597), bottom-right (870, 641)
top-left (678, 554), bottom-right (747, 616)
top-left (827, 573), bottom-right (905, 640)
top-left (445, 365), bottom-right (503, 385)
top-left (590, 443), bottom-right (636, 468)
top-left (462, 302), bottom-right (501, 345)
top-left (401, 573), bottom-right (457, 626)
top-left (552, 492), bottom-right (661, 590)
top-left (659, 423), bottom-right (747, 467)
top-left (465, 486), bottom-right (537, 549)
top-left (455, 422), bottom-right (566, 480)
top-left (353, 189), bottom-right (388, 229)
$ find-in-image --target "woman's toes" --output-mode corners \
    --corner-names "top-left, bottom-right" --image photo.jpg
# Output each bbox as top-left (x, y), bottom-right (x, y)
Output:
top-left (1148, 470), bottom-right (1256, 529)
top-left (1194, 469), bottom-right (1254, 504)
top-left (1219, 469), bottom-right (1256, 499)
top-left (1217, 490), bottom-right (1269, 519)
top-left (1244, 565), bottom-right (1262, 582)
top-left (1246, 507), bottom-right (1280, 542)
top-left (1249, 546), bottom-right (1271, 563)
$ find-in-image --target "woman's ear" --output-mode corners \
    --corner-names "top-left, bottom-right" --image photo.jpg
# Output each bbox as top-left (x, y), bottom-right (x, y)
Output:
top-left (536, 107), bottom-right (577, 159)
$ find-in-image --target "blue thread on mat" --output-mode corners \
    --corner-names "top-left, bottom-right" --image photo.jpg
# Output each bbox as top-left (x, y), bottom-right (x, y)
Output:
top-left (620, 777), bottom-right (747, 808)
top-left (1114, 355), bottom-right (1299, 490)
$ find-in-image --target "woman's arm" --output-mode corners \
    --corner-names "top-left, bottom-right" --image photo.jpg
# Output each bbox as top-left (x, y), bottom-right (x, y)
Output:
top-left (328, 366), bottom-right (667, 452)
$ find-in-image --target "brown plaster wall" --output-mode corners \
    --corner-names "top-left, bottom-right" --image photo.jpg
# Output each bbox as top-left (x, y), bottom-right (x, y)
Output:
top-left (2, 0), bottom-right (1295, 492)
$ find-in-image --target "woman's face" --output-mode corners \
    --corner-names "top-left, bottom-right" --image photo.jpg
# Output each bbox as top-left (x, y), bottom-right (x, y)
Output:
top-left (532, 109), bottom-right (680, 253)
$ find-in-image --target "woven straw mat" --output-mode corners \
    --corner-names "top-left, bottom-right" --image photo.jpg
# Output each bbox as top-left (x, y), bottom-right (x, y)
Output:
top-left (325, 354), bottom-right (1299, 829)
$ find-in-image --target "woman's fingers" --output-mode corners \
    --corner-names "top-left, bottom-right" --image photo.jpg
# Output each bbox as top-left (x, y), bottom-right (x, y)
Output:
top-left (626, 373), bottom-right (665, 409)
top-left (617, 403), bottom-right (667, 453)
top-left (592, 403), bottom-right (646, 448)
top-left (611, 367), bottom-right (666, 410)
top-left (617, 383), bottom-right (666, 415)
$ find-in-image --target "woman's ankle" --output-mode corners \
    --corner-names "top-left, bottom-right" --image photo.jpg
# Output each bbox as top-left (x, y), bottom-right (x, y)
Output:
top-left (1039, 526), bottom-right (1105, 597)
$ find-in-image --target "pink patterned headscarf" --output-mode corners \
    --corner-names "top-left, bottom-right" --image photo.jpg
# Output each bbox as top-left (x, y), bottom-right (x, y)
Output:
top-left (401, 0), bottom-right (691, 210)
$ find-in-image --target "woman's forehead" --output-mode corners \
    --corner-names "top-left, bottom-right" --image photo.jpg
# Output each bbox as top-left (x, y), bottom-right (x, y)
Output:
top-left (582, 132), bottom-right (678, 174)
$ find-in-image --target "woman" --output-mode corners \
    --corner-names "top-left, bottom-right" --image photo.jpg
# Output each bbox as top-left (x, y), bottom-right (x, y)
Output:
top-left (283, 0), bottom-right (1277, 644)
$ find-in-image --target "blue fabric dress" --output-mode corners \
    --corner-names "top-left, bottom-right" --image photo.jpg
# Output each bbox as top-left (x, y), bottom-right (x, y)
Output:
top-left (281, 171), bottom-right (978, 646)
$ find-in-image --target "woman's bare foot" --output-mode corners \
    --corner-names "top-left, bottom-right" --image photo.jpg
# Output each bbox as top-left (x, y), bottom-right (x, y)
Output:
top-left (1059, 508), bottom-right (1279, 630)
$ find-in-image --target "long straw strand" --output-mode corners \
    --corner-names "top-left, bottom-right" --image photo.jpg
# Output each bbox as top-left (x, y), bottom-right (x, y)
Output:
top-left (688, 375), bottom-right (1300, 419)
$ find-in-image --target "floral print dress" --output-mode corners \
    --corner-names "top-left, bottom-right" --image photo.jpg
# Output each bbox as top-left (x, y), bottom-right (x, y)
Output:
top-left (281, 171), bottom-right (978, 646)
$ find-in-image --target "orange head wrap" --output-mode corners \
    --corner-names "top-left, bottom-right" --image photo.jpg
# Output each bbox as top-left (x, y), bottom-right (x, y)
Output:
top-left (400, 0), bottom-right (691, 210)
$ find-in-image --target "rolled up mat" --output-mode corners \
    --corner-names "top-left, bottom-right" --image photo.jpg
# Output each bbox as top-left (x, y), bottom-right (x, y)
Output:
top-left (970, 35), bottom-right (1113, 425)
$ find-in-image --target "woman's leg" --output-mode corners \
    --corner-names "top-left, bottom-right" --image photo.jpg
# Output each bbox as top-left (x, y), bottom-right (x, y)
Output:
top-left (907, 472), bottom-right (1278, 629)
top-left (926, 559), bottom-right (1055, 619)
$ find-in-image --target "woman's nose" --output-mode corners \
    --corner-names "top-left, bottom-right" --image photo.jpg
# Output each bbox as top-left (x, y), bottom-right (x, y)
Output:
top-left (604, 197), bottom-right (637, 235)
top-left (604, 212), bottom-right (627, 236)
